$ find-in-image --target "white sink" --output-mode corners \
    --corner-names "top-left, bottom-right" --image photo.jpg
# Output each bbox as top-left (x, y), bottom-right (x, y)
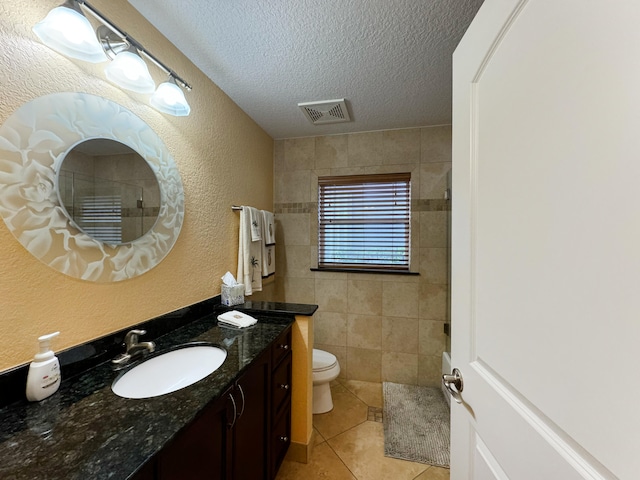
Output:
top-left (112, 344), bottom-right (227, 399)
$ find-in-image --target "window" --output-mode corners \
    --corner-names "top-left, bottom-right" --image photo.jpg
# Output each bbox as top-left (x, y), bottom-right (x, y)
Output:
top-left (317, 173), bottom-right (411, 271)
top-left (79, 194), bottom-right (123, 243)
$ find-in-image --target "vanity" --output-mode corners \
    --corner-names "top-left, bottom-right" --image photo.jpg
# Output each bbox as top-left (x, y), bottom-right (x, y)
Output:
top-left (0, 93), bottom-right (318, 478)
top-left (132, 323), bottom-right (293, 480)
top-left (0, 300), bottom-right (316, 480)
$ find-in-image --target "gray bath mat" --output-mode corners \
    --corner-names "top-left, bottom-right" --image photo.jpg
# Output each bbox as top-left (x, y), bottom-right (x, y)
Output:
top-left (383, 382), bottom-right (450, 468)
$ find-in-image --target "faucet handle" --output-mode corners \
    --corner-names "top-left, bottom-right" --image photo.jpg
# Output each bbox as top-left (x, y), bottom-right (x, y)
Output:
top-left (124, 329), bottom-right (146, 348)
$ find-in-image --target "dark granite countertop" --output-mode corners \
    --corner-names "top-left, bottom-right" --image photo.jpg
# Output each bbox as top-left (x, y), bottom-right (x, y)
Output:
top-left (0, 310), bottom-right (293, 480)
top-left (237, 301), bottom-right (318, 316)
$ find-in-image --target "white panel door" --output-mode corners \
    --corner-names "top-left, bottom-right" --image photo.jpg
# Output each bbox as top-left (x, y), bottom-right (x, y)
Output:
top-left (450, 1), bottom-right (640, 479)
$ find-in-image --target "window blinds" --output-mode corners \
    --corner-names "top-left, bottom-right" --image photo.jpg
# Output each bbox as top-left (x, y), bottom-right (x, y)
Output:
top-left (318, 173), bottom-right (411, 270)
top-left (79, 195), bottom-right (123, 243)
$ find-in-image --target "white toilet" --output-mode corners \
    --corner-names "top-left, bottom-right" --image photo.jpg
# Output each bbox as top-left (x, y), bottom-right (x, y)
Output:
top-left (312, 348), bottom-right (341, 414)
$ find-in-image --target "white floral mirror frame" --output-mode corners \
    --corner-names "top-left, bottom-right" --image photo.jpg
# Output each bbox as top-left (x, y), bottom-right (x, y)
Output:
top-left (0, 92), bottom-right (184, 282)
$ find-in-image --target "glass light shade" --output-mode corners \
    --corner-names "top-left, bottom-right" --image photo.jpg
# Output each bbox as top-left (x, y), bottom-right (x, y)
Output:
top-left (150, 81), bottom-right (191, 116)
top-left (33, 3), bottom-right (107, 63)
top-left (105, 50), bottom-right (156, 94)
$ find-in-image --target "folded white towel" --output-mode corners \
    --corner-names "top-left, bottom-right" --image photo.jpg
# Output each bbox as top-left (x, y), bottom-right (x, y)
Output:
top-left (237, 206), bottom-right (262, 295)
top-left (218, 310), bottom-right (258, 328)
top-left (262, 244), bottom-right (275, 278)
top-left (262, 210), bottom-right (275, 245)
top-left (260, 209), bottom-right (276, 278)
top-left (249, 207), bottom-right (262, 242)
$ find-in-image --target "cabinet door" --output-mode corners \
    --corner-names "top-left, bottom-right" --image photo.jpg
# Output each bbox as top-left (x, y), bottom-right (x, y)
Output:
top-left (271, 328), bottom-right (291, 367)
top-left (131, 459), bottom-right (155, 480)
top-left (271, 403), bottom-right (291, 479)
top-left (231, 350), bottom-right (270, 480)
top-left (158, 389), bottom-right (233, 480)
top-left (271, 352), bottom-right (292, 421)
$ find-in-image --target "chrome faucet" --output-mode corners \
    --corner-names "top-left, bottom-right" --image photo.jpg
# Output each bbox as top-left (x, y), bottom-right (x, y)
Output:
top-left (112, 329), bottom-right (155, 365)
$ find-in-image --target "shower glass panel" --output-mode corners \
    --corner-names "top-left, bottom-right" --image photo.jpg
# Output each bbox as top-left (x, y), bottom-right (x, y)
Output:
top-left (446, 171), bottom-right (452, 354)
top-left (58, 170), bottom-right (144, 244)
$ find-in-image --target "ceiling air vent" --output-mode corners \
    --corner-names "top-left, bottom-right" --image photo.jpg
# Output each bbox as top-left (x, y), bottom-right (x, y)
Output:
top-left (298, 99), bottom-right (351, 125)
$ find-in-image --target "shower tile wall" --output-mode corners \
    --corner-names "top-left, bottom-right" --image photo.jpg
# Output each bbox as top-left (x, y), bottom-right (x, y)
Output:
top-left (272, 126), bottom-right (451, 386)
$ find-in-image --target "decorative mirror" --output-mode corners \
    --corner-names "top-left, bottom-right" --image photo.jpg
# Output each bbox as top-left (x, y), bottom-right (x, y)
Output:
top-left (0, 92), bottom-right (184, 282)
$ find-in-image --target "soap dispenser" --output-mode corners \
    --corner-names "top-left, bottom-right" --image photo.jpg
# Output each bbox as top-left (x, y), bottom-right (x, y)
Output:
top-left (26, 332), bottom-right (61, 402)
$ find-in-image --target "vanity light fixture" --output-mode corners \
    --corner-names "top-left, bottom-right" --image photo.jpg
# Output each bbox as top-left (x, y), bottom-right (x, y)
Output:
top-left (150, 76), bottom-right (191, 116)
top-left (33, 0), bottom-right (192, 116)
top-left (32, 0), bottom-right (107, 63)
top-left (104, 47), bottom-right (156, 93)
top-left (99, 26), bottom-right (155, 94)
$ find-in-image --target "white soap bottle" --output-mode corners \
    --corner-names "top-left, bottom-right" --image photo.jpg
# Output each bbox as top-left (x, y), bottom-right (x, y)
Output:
top-left (26, 332), bottom-right (61, 402)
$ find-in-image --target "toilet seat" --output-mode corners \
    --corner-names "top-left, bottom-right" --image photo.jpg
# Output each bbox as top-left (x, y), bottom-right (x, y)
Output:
top-left (313, 349), bottom-right (337, 372)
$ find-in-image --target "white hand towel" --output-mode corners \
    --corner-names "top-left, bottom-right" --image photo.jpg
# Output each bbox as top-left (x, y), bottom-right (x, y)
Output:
top-left (237, 206), bottom-right (262, 295)
top-left (249, 207), bottom-right (262, 241)
top-left (262, 244), bottom-right (275, 278)
top-left (218, 310), bottom-right (258, 328)
top-left (261, 210), bottom-right (275, 245)
top-left (260, 210), bottom-right (276, 278)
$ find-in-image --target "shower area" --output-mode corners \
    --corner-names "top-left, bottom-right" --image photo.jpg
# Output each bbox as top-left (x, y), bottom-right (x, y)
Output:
top-left (272, 126), bottom-right (453, 391)
top-left (442, 171), bottom-right (453, 403)
top-left (58, 171), bottom-right (150, 244)
top-left (56, 138), bottom-right (161, 245)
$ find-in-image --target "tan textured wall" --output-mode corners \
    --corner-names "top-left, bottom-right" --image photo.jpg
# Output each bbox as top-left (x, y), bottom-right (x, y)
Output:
top-left (0, 0), bottom-right (273, 371)
top-left (273, 127), bottom-right (451, 387)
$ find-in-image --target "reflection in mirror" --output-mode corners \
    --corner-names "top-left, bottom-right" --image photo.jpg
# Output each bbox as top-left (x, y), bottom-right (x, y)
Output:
top-left (56, 139), bottom-right (161, 244)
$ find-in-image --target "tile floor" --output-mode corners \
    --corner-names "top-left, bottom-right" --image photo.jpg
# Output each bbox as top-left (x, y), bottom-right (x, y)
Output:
top-left (276, 379), bottom-right (450, 480)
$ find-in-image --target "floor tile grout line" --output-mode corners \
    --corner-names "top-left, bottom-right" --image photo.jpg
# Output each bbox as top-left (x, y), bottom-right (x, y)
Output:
top-left (277, 380), bottom-right (449, 480)
top-left (326, 419), bottom-right (431, 480)
top-left (323, 423), bottom-right (367, 480)
top-left (314, 414), bottom-right (369, 442)
top-left (312, 385), bottom-right (370, 441)
top-left (411, 465), bottom-right (441, 480)
top-left (324, 442), bottom-right (358, 479)
top-left (336, 380), bottom-right (384, 409)
top-left (325, 380), bottom-right (434, 479)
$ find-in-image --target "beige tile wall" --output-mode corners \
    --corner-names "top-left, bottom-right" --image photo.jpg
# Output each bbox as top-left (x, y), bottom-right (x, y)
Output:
top-left (272, 126), bottom-right (451, 387)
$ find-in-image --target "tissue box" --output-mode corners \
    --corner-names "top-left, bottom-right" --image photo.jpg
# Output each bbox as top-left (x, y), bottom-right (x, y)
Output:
top-left (221, 284), bottom-right (245, 306)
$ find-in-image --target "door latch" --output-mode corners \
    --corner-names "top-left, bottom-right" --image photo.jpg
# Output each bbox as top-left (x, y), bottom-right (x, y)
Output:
top-left (442, 368), bottom-right (464, 404)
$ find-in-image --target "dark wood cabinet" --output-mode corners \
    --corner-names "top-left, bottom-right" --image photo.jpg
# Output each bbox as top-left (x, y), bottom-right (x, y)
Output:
top-left (131, 458), bottom-right (155, 480)
top-left (271, 402), bottom-right (291, 478)
top-left (271, 353), bottom-right (292, 417)
top-left (230, 349), bottom-right (270, 480)
top-left (270, 328), bottom-right (292, 478)
top-left (132, 324), bottom-right (292, 480)
top-left (157, 387), bottom-right (232, 480)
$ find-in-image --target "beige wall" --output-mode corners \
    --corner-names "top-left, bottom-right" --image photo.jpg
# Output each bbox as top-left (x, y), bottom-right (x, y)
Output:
top-left (272, 127), bottom-right (451, 387)
top-left (0, 0), bottom-right (274, 371)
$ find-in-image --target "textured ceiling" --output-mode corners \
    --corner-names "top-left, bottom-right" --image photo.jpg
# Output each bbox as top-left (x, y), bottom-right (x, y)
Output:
top-left (129, 0), bottom-right (484, 139)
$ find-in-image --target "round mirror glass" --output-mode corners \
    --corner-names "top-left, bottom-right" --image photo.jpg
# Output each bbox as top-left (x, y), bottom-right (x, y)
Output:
top-left (56, 139), bottom-right (161, 244)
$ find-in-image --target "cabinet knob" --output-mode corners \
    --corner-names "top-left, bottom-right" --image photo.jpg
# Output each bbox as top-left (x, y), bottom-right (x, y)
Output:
top-left (279, 384), bottom-right (289, 390)
top-left (279, 436), bottom-right (289, 442)
top-left (278, 344), bottom-right (289, 350)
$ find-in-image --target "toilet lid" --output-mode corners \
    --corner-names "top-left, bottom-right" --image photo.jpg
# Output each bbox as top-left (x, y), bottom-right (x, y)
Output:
top-left (313, 349), bottom-right (337, 372)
